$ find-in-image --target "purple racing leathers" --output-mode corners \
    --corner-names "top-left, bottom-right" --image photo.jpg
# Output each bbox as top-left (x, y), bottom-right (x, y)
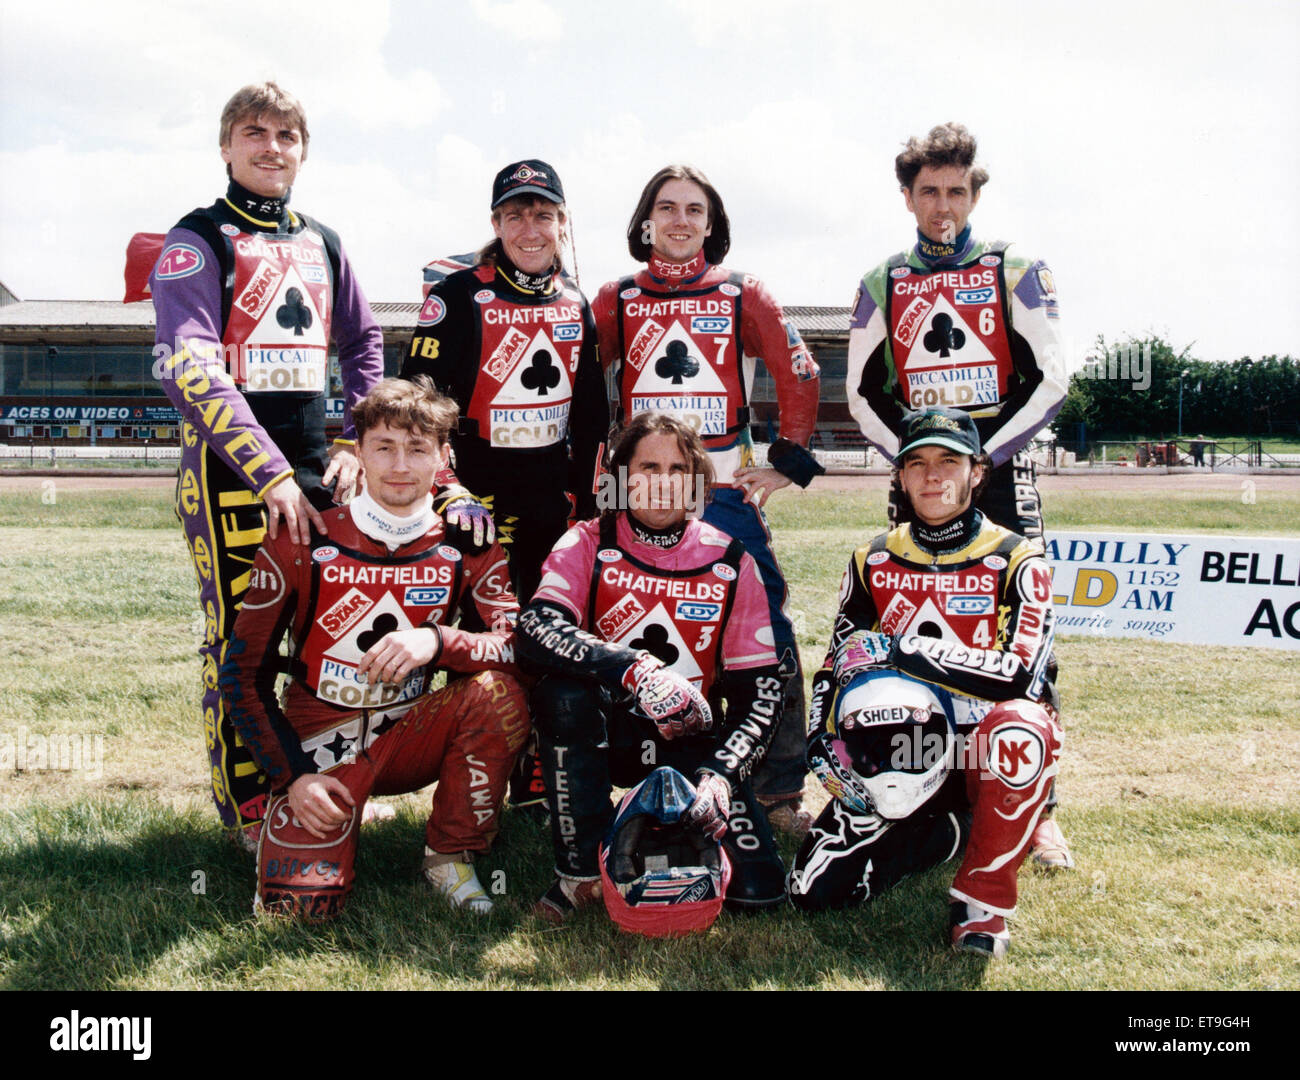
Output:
top-left (151, 179), bottom-right (383, 833)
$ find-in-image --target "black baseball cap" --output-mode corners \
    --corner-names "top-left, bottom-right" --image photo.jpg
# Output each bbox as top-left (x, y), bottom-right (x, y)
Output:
top-left (895, 408), bottom-right (982, 463)
top-left (491, 159), bottom-right (565, 209)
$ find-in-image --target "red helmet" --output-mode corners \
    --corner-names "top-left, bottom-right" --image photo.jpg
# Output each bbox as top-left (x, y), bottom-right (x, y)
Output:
top-left (598, 767), bottom-right (732, 937)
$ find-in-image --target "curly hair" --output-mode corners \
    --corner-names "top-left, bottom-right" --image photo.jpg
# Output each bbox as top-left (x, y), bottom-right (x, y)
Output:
top-left (353, 376), bottom-right (458, 445)
top-left (626, 165), bottom-right (731, 264)
top-left (894, 122), bottom-right (988, 194)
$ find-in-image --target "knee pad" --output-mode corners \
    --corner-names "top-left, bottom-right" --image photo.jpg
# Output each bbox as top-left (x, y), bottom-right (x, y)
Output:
top-left (460, 670), bottom-right (531, 754)
top-left (974, 701), bottom-right (1060, 809)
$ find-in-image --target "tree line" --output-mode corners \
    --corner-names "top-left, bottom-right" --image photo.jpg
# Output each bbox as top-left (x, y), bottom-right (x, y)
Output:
top-left (1052, 336), bottom-right (1299, 446)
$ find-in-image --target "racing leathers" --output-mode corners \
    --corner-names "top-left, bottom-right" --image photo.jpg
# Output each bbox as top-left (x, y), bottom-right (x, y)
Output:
top-left (592, 251), bottom-right (823, 804)
top-left (221, 492), bottom-right (529, 919)
top-left (846, 228), bottom-right (1066, 541)
top-left (150, 179), bottom-right (384, 834)
top-left (788, 506), bottom-right (1061, 917)
top-left (517, 513), bottom-right (788, 910)
top-left (402, 252), bottom-right (609, 607)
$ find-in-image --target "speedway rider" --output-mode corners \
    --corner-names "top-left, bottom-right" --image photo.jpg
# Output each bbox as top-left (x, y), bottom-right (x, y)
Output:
top-left (222, 378), bottom-right (529, 918)
top-left (149, 83), bottom-right (383, 847)
top-left (517, 412), bottom-right (787, 921)
top-left (402, 159), bottom-right (609, 808)
top-left (844, 122), bottom-right (1072, 868)
top-left (591, 165), bottom-right (823, 834)
top-left (788, 407), bottom-right (1062, 958)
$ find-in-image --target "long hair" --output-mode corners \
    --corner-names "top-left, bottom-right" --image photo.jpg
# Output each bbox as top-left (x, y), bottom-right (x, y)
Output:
top-left (625, 165), bottom-right (730, 264)
top-left (602, 412), bottom-right (715, 521)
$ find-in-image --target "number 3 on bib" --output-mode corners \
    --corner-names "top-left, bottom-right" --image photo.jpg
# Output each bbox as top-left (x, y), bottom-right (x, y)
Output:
top-left (695, 624), bottom-right (715, 652)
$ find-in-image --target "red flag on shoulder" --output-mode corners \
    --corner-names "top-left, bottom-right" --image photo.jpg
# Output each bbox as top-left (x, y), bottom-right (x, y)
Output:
top-left (123, 232), bottom-right (165, 302)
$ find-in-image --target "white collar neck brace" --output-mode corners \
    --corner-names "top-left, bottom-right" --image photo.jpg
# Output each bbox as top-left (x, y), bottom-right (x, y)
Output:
top-left (349, 490), bottom-right (436, 550)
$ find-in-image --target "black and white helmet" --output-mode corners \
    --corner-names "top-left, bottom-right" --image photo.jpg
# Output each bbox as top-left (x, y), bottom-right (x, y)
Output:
top-left (809, 667), bottom-right (954, 820)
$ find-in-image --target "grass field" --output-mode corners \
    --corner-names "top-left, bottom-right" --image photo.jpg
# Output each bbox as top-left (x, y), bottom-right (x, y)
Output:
top-left (1, 479), bottom-right (1298, 991)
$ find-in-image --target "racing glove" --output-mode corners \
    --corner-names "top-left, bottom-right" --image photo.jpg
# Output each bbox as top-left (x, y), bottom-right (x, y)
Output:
top-left (833, 629), bottom-right (893, 685)
top-left (686, 771), bottom-right (732, 840)
top-left (622, 653), bottom-right (713, 740)
top-left (434, 485), bottom-right (495, 548)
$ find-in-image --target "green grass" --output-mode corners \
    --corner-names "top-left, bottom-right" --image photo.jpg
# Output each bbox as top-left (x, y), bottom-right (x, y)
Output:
top-left (0, 486), bottom-right (179, 530)
top-left (1, 485), bottom-right (1297, 989)
top-left (772, 487), bottom-right (1300, 537)
top-left (1043, 492), bottom-right (1300, 534)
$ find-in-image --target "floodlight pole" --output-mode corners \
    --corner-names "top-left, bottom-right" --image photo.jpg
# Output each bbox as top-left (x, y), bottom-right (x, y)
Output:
top-left (1178, 369), bottom-right (1190, 437)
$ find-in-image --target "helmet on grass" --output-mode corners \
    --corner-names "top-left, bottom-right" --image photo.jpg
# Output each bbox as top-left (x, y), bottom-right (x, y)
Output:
top-left (598, 766), bottom-right (731, 937)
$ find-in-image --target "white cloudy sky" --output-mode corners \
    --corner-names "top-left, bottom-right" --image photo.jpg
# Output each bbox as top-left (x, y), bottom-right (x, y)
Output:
top-left (1, 0), bottom-right (1297, 366)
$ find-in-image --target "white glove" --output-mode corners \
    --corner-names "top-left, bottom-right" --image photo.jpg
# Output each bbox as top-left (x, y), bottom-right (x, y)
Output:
top-left (686, 772), bottom-right (732, 840)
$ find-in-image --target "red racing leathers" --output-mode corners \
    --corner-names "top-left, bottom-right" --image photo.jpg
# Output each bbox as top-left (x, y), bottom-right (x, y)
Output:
top-left (789, 508), bottom-right (1061, 916)
top-left (592, 254), bottom-right (820, 485)
top-left (221, 497), bottom-right (529, 918)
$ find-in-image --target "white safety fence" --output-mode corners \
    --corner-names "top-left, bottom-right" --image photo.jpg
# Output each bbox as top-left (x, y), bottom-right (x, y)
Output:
top-left (2, 441), bottom-right (1295, 472)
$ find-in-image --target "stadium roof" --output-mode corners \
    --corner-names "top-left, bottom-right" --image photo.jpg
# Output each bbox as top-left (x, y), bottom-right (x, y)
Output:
top-left (0, 299), bottom-right (851, 336)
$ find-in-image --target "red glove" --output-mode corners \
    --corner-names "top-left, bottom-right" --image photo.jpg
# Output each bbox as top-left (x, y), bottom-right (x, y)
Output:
top-left (622, 653), bottom-right (712, 740)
